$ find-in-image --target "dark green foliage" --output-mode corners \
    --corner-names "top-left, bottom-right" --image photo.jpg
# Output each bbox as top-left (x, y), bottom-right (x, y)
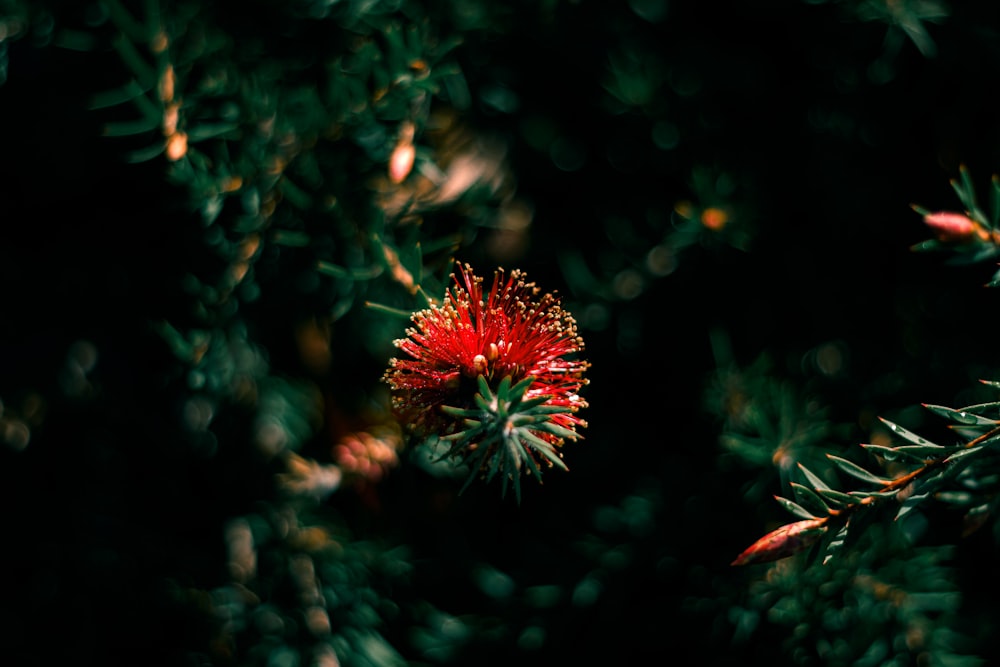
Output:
top-left (8, 0), bottom-right (1000, 666)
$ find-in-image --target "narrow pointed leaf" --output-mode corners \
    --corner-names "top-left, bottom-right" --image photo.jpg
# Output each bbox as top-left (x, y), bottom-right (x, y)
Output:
top-left (894, 443), bottom-right (953, 458)
top-left (317, 261), bottom-right (382, 280)
top-left (89, 79), bottom-right (152, 110)
top-left (896, 491), bottom-right (931, 521)
top-left (822, 524), bottom-right (849, 566)
top-left (440, 405), bottom-right (480, 419)
top-left (510, 375), bottom-right (535, 400)
top-left (533, 421), bottom-right (580, 441)
top-left (518, 402), bottom-right (567, 416)
top-left (474, 392), bottom-right (493, 413)
top-left (817, 487), bottom-right (857, 505)
top-left (944, 445), bottom-right (985, 464)
top-left (363, 301), bottom-right (414, 319)
top-left (860, 443), bottom-right (928, 463)
top-left (477, 374), bottom-right (493, 401)
top-left (520, 430), bottom-right (568, 470)
top-left (797, 462), bottom-right (831, 491)
top-left (518, 439), bottom-right (544, 481)
top-left (496, 375), bottom-right (513, 402)
top-left (957, 398), bottom-right (1000, 417)
top-left (774, 495), bottom-right (817, 520)
top-left (879, 417), bottom-right (938, 447)
top-left (827, 454), bottom-right (892, 485)
top-left (847, 489), bottom-right (900, 499)
top-left (187, 122), bottom-right (240, 142)
top-left (963, 503), bottom-right (992, 537)
top-left (923, 403), bottom-right (999, 426)
top-left (952, 166), bottom-right (979, 212)
top-left (791, 482), bottom-right (835, 512)
top-left (102, 117), bottom-right (161, 137)
top-left (910, 238), bottom-right (944, 253)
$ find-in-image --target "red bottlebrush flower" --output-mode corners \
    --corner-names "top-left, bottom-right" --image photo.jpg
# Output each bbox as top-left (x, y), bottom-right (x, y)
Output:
top-left (730, 518), bottom-right (828, 566)
top-left (383, 263), bottom-right (589, 490)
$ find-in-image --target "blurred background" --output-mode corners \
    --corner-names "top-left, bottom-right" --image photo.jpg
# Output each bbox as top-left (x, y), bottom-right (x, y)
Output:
top-left (4, 1), bottom-right (1000, 665)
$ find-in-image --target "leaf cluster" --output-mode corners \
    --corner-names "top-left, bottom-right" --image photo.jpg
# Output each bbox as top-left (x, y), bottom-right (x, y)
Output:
top-left (439, 375), bottom-right (575, 503)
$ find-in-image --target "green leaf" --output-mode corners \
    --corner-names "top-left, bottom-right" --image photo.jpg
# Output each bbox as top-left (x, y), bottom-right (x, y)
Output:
top-left (532, 421), bottom-right (580, 441)
top-left (910, 238), bottom-right (944, 253)
top-left (89, 79), bottom-right (154, 111)
top-left (111, 31), bottom-right (156, 86)
top-left (944, 445), bottom-right (985, 464)
top-left (317, 261), bottom-right (383, 280)
top-left (473, 391), bottom-right (493, 414)
top-left (363, 301), bottom-right (416, 318)
top-left (510, 375), bottom-right (535, 401)
top-left (271, 230), bottom-right (311, 247)
top-left (278, 176), bottom-right (314, 209)
top-left (519, 430), bottom-right (568, 471)
top-left (860, 443), bottom-right (929, 463)
top-left (923, 403), bottom-right (999, 426)
top-left (102, 117), bottom-right (162, 137)
top-left (879, 417), bottom-right (939, 447)
top-left (847, 489), bottom-right (899, 499)
top-left (896, 491), bottom-right (931, 521)
top-left (515, 437), bottom-right (544, 481)
top-left (440, 405), bottom-right (479, 419)
top-left (958, 399), bottom-right (1000, 418)
top-left (817, 487), bottom-right (857, 505)
top-left (495, 375), bottom-right (513, 402)
top-left (822, 523), bottom-right (849, 566)
top-left (103, 0), bottom-right (154, 43)
top-left (946, 244), bottom-right (1000, 266)
top-left (934, 490), bottom-right (973, 505)
top-left (514, 396), bottom-right (560, 414)
top-left (952, 165), bottom-right (979, 214)
top-left (791, 482), bottom-right (834, 512)
top-left (187, 122), bottom-right (240, 142)
top-left (896, 443), bottom-right (954, 457)
top-left (827, 454), bottom-right (891, 485)
top-left (774, 495), bottom-right (817, 520)
top-left (477, 374), bottom-right (493, 401)
top-left (797, 462), bottom-right (831, 491)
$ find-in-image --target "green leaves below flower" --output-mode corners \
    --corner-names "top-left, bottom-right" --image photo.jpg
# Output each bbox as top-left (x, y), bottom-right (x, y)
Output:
top-left (438, 375), bottom-right (574, 502)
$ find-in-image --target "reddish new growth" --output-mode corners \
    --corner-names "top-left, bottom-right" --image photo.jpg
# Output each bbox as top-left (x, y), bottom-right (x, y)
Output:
top-left (383, 263), bottom-right (589, 444)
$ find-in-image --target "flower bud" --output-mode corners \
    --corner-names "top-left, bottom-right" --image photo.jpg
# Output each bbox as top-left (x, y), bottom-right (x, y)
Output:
top-left (923, 211), bottom-right (980, 242)
top-left (731, 518), bottom-right (827, 566)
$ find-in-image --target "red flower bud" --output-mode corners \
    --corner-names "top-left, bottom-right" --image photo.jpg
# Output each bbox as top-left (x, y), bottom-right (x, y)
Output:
top-left (923, 212), bottom-right (979, 242)
top-left (731, 518), bottom-right (827, 566)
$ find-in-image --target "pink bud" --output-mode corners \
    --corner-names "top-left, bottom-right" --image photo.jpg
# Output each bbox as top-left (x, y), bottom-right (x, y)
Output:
top-left (731, 518), bottom-right (827, 566)
top-left (923, 212), bottom-right (978, 242)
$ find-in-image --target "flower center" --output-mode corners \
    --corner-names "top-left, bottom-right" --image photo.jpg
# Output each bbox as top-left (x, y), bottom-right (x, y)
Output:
top-left (465, 342), bottom-right (504, 380)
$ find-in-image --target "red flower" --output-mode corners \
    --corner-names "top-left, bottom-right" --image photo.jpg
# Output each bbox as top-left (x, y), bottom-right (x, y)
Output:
top-left (383, 263), bottom-right (589, 461)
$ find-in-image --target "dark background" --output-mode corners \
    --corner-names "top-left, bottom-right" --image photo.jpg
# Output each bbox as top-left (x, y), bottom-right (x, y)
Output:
top-left (4, 1), bottom-right (1000, 665)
